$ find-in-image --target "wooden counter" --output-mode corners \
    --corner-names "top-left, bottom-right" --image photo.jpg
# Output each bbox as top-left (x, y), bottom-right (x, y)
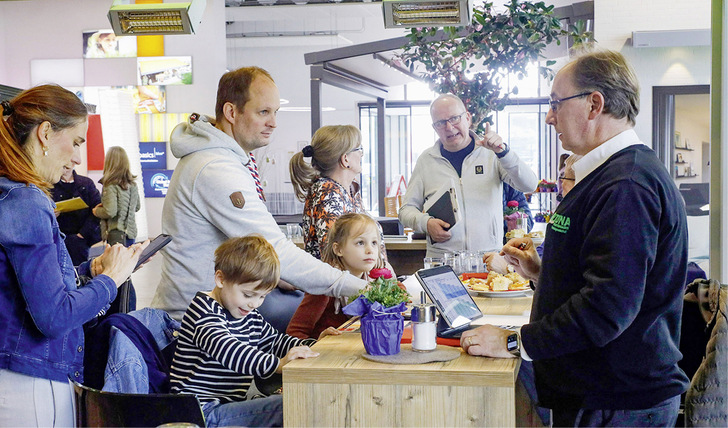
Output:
top-left (293, 237), bottom-right (427, 276)
top-left (282, 295), bottom-right (539, 427)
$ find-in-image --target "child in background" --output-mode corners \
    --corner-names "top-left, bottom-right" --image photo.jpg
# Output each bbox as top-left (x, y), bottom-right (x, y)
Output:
top-left (93, 146), bottom-right (140, 246)
top-left (170, 235), bottom-right (331, 428)
top-left (287, 213), bottom-right (382, 339)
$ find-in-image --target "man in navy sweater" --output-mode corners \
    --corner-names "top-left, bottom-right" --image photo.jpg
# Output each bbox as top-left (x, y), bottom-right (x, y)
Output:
top-left (460, 50), bottom-right (690, 426)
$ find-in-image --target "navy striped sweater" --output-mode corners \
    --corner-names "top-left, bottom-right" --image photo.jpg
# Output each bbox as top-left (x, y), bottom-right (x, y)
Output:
top-left (170, 292), bottom-right (315, 404)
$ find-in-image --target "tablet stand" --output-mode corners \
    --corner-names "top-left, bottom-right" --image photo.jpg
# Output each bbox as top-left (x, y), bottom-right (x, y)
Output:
top-left (436, 316), bottom-right (471, 339)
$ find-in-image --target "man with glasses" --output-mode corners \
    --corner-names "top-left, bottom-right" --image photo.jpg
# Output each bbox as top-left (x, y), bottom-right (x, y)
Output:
top-left (460, 50), bottom-right (690, 427)
top-left (399, 93), bottom-right (538, 257)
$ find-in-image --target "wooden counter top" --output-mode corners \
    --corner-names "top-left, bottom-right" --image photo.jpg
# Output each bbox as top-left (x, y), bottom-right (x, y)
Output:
top-left (283, 295), bottom-right (538, 427)
top-left (284, 331), bottom-right (518, 387)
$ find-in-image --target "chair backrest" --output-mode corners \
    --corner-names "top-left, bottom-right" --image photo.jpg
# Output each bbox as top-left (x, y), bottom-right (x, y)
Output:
top-left (685, 282), bottom-right (728, 426)
top-left (70, 379), bottom-right (206, 427)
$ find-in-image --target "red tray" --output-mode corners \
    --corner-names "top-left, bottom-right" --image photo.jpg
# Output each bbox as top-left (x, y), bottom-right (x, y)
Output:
top-left (459, 272), bottom-right (489, 280)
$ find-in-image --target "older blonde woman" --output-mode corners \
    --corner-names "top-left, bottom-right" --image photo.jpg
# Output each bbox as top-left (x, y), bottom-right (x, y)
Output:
top-left (289, 125), bottom-right (369, 259)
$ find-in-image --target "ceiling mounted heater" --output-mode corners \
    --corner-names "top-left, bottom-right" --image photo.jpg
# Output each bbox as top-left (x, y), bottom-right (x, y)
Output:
top-left (382, 0), bottom-right (473, 28)
top-left (108, 0), bottom-right (205, 36)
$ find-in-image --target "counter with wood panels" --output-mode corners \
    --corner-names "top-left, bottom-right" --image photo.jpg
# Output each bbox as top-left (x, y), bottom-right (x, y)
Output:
top-left (282, 295), bottom-right (540, 427)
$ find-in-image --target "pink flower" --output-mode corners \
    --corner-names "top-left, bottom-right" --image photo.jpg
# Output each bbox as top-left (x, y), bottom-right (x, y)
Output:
top-left (506, 200), bottom-right (519, 208)
top-left (369, 268), bottom-right (393, 280)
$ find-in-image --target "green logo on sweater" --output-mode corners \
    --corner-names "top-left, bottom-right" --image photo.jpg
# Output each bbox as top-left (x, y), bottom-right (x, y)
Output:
top-left (550, 213), bottom-right (570, 233)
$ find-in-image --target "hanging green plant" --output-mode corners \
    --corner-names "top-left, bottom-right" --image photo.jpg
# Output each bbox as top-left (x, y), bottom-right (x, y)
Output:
top-left (398, 0), bottom-right (593, 133)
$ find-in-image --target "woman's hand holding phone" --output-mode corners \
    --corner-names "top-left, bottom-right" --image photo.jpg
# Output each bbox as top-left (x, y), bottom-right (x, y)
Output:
top-left (95, 240), bottom-right (150, 286)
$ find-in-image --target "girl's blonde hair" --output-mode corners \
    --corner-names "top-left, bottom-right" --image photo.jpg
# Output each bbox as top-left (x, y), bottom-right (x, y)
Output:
top-left (321, 213), bottom-right (380, 270)
top-left (289, 125), bottom-right (361, 201)
top-left (99, 146), bottom-right (137, 189)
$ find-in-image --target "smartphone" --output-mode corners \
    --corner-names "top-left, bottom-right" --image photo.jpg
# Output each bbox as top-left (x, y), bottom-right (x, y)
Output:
top-left (134, 234), bottom-right (172, 272)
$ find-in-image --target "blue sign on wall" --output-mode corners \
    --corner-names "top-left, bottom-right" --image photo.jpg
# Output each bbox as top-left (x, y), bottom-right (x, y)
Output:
top-left (142, 169), bottom-right (173, 197)
top-left (139, 142), bottom-right (167, 170)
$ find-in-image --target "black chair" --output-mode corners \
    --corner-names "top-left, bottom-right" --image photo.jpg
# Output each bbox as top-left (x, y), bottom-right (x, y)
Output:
top-left (70, 378), bottom-right (206, 427)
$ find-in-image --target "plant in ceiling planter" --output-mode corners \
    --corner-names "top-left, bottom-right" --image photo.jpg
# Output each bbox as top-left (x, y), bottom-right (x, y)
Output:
top-left (398, 0), bottom-right (592, 133)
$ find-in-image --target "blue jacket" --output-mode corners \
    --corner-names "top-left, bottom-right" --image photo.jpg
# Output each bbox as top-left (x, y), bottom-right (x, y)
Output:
top-left (102, 308), bottom-right (180, 394)
top-left (0, 177), bottom-right (117, 383)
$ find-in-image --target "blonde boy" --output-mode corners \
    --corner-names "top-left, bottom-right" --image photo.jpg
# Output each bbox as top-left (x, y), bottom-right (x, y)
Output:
top-left (170, 235), bottom-right (319, 427)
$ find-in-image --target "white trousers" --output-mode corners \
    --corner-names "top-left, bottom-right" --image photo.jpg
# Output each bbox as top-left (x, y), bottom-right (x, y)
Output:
top-left (0, 369), bottom-right (74, 427)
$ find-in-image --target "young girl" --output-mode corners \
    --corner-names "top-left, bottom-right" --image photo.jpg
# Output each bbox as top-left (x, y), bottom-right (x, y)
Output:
top-left (287, 213), bottom-right (382, 339)
top-left (93, 146), bottom-right (140, 246)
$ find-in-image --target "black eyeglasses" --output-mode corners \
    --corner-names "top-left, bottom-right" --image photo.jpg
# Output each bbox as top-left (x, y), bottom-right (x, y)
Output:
top-left (548, 92), bottom-right (591, 112)
top-left (432, 112), bottom-right (466, 130)
top-left (559, 175), bottom-right (575, 181)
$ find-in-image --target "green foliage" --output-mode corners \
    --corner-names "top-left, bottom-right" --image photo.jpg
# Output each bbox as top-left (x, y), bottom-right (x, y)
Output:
top-left (398, 0), bottom-right (593, 133)
top-left (350, 276), bottom-right (410, 308)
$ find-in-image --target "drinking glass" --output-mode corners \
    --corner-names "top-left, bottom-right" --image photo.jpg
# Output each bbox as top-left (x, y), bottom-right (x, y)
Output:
top-left (444, 252), bottom-right (461, 274)
top-left (516, 214), bottom-right (527, 231)
top-left (286, 223), bottom-right (298, 240)
top-left (423, 257), bottom-right (444, 269)
top-left (461, 251), bottom-right (482, 273)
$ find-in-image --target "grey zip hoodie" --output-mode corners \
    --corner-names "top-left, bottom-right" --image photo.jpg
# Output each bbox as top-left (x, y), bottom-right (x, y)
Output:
top-left (151, 115), bottom-right (365, 320)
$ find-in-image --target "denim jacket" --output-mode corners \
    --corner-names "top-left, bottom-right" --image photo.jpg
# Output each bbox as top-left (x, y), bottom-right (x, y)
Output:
top-left (0, 178), bottom-right (117, 383)
top-left (103, 308), bottom-right (181, 393)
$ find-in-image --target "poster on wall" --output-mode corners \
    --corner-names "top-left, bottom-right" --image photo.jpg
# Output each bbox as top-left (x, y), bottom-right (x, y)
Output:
top-left (139, 142), bottom-right (167, 170)
top-left (142, 169), bottom-right (173, 197)
top-left (83, 29), bottom-right (137, 58)
top-left (133, 86), bottom-right (167, 114)
top-left (138, 113), bottom-right (190, 142)
top-left (137, 56), bottom-right (192, 86)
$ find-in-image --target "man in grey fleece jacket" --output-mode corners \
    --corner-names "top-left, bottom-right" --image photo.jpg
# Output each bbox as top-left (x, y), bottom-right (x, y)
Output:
top-left (399, 94), bottom-right (538, 257)
top-left (152, 67), bottom-right (365, 320)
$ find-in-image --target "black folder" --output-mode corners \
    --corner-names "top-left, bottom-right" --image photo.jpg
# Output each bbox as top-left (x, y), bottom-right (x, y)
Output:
top-left (425, 188), bottom-right (458, 230)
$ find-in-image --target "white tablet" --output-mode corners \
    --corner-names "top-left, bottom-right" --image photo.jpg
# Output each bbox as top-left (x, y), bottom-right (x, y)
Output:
top-left (414, 265), bottom-right (482, 332)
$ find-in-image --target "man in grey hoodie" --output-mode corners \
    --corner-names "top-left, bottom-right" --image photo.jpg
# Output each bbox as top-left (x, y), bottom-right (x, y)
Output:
top-left (152, 67), bottom-right (366, 320)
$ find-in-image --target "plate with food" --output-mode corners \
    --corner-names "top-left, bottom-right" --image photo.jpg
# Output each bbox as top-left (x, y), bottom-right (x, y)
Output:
top-left (526, 230), bottom-right (545, 247)
top-left (459, 271), bottom-right (531, 297)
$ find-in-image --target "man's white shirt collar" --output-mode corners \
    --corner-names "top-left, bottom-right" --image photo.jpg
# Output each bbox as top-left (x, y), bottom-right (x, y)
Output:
top-left (572, 129), bottom-right (643, 184)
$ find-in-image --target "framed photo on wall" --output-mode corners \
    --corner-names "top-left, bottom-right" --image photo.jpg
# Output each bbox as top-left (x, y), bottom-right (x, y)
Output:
top-left (83, 29), bottom-right (136, 58)
top-left (674, 131), bottom-right (682, 148)
top-left (137, 56), bottom-right (192, 86)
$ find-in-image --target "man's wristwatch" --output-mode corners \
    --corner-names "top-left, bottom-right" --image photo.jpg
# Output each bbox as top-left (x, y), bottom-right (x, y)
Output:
top-left (506, 332), bottom-right (520, 355)
top-left (495, 144), bottom-right (510, 158)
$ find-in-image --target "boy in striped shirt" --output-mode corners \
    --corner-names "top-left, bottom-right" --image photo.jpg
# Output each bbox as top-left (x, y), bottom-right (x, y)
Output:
top-left (170, 235), bottom-right (338, 427)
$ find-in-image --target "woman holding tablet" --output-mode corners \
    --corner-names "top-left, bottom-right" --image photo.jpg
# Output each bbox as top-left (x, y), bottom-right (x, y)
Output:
top-left (0, 85), bottom-right (148, 427)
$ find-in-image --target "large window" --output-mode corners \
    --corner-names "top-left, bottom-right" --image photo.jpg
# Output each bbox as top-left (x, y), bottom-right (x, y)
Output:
top-left (359, 102), bottom-right (557, 216)
top-left (359, 63), bottom-right (559, 216)
top-left (359, 102), bottom-right (432, 215)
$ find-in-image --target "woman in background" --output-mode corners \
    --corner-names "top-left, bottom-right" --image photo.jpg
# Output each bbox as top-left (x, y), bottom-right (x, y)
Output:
top-left (93, 146), bottom-right (140, 247)
top-left (0, 85), bottom-right (146, 427)
top-left (289, 125), bottom-right (388, 261)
